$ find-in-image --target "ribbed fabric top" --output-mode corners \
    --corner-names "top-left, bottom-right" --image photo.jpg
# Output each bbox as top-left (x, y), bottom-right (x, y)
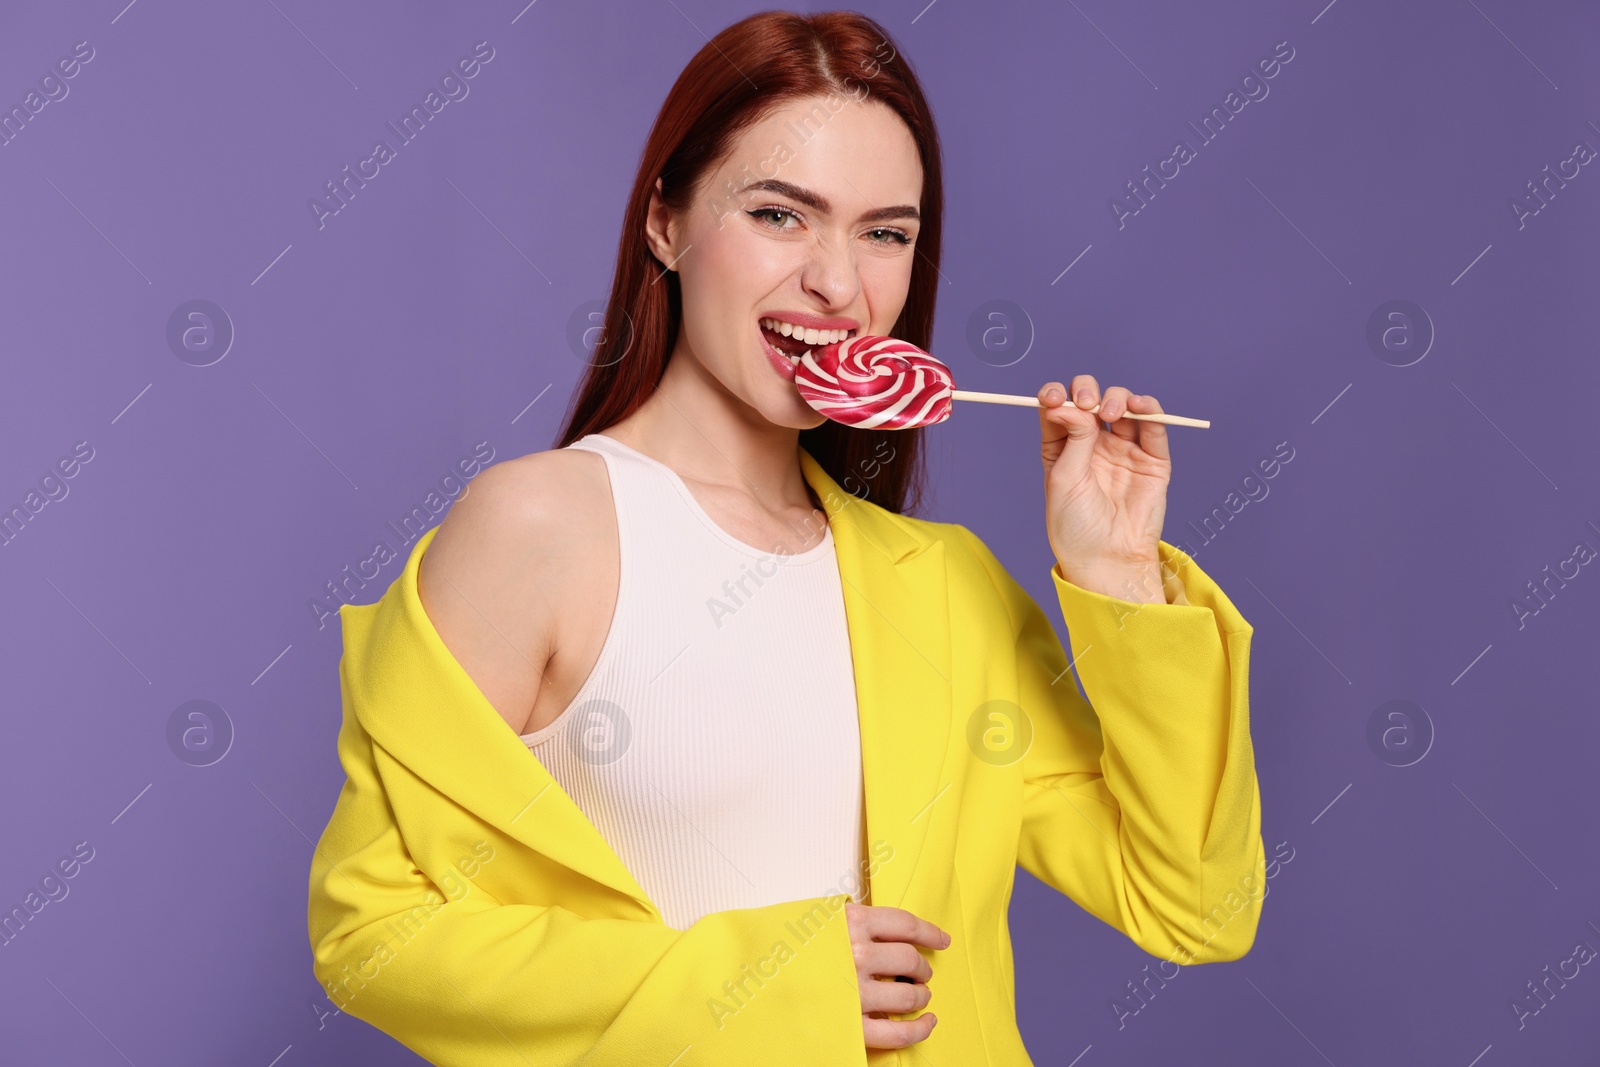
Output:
top-left (521, 433), bottom-right (866, 930)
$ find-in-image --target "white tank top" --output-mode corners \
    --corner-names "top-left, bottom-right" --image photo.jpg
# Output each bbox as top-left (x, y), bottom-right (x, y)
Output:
top-left (521, 433), bottom-right (866, 929)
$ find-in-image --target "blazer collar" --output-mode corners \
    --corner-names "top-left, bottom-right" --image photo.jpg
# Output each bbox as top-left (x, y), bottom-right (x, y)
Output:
top-left (341, 446), bottom-right (953, 918)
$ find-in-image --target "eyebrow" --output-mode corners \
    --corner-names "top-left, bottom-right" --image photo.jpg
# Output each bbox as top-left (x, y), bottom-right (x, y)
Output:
top-left (739, 178), bottom-right (920, 225)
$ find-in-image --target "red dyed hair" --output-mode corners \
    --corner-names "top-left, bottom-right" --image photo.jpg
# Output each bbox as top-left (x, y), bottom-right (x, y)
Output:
top-left (554, 9), bottom-right (943, 515)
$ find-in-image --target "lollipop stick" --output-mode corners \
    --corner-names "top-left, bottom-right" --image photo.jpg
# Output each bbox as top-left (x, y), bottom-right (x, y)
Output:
top-left (948, 389), bottom-right (1211, 429)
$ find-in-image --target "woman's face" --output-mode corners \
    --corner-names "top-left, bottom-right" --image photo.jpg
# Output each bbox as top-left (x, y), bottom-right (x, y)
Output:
top-left (647, 92), bottom-right (924, 429)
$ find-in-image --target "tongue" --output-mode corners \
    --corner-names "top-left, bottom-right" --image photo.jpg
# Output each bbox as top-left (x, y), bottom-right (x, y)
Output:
top-left (763, 325), bottom-right (812, 357)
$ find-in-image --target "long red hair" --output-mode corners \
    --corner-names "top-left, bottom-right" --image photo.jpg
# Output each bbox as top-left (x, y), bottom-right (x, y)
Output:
top-left (554, 9), bottom-right (943, 515)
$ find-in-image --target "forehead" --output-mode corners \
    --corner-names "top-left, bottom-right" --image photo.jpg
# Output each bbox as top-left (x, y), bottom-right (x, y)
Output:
top-left (710, 93), bottom-right (923, 214)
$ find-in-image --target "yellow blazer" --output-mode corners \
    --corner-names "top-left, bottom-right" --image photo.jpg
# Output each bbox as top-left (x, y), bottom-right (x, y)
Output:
top-left (307, 447), bottom-right (1265, 1066)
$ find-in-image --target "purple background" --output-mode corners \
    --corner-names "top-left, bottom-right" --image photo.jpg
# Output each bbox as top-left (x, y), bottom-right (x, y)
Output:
top-left (3, 0), bottom-right (1597, 1063)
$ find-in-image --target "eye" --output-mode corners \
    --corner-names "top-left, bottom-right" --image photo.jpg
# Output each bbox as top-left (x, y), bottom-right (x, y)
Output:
top-left (866, 227), bottom-right (912, 246)
top-left (748, 206), bottom-right (801, 230)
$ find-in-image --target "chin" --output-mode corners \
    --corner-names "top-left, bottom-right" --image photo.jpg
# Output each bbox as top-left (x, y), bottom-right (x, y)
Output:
top-left (759, 399), bottom-right (829, 432)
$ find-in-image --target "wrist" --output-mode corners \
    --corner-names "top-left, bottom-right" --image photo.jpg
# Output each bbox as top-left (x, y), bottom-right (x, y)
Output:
top-left (1055, 556), bottom-right (1168, 604)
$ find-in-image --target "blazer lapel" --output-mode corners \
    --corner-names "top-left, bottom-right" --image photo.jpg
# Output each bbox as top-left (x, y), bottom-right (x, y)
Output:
top-left (799, 449), bottom-right (953, 911)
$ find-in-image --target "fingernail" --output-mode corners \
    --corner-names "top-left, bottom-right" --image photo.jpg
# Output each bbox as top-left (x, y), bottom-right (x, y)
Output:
top-left (941, 932), bottom-right (951, 947)
top-left (1076, 391), bottom-right (1092, 407)
top-left (1044, 388), bottom-right (1063, 404)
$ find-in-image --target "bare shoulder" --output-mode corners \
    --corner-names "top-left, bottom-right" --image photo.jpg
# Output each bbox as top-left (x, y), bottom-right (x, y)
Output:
top-left (427, 447), bottom-right (609, 562)
top-left (417, 446), bottom-right (612, 735)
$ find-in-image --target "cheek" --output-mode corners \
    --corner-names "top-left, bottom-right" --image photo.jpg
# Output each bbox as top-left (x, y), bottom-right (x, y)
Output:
top-left (684, 227), bottom-right (789, 298)
top-left (674, 237), bottom-right (736, 333)
top-left (673, 236), bottom-right (769, 358)
top-left (858, 256), bottom-right (914, 329)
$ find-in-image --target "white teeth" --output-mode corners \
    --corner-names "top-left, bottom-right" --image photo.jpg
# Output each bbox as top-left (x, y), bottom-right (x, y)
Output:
top-left (760, 317), bottom-right (853, 346)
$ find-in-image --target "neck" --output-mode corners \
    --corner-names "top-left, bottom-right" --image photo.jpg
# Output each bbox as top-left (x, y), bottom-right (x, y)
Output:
top-left (601, 348), bottom-right (820, 511)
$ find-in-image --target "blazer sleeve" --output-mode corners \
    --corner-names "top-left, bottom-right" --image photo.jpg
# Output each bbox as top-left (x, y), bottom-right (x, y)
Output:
top-left (955, 526), bottom-right (1265, 964)
top-left (306, 694), bottom-right (869, 1066)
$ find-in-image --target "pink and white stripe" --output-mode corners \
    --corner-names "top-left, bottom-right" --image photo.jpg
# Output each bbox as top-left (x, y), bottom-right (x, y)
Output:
top-left (794, 334), bottom-right (954, 429)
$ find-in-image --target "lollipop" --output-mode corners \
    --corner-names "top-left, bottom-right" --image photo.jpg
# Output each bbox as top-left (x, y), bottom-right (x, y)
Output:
top-left (795, 334), bottom-right (1210, 429)
top-left (793, 335), bottom-right (954, 429)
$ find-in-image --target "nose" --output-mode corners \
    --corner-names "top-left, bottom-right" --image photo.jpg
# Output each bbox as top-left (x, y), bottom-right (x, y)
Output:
top-left (800, 230), bottom-right (860, 311)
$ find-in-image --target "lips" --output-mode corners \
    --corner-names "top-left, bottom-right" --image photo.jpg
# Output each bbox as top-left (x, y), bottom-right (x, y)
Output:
top-left (760, 328), bottom-right (803, 381)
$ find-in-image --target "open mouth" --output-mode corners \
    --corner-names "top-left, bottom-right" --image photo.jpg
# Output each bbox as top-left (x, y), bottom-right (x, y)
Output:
top-left (759, 317), bottom-right (857, 363)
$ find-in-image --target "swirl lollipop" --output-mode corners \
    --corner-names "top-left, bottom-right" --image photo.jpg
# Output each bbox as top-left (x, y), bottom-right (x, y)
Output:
top-left (794, 335), bottom-right (954, 429)
top-left (795, 334), bottom-right (1210, 429)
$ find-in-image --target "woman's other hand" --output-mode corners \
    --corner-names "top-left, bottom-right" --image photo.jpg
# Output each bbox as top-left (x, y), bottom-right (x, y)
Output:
top-left (845, 902), bottom-right (949, 1049)
top-left (1038, 377), bottom-right (1174, 602)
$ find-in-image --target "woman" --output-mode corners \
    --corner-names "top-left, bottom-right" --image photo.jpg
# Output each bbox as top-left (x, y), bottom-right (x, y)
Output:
top-left (307, 10), bottom-right (1264, 1065)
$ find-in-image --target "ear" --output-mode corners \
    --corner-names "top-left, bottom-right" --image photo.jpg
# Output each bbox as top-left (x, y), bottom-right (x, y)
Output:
top-left (644, 176), bottom-right (680, 271)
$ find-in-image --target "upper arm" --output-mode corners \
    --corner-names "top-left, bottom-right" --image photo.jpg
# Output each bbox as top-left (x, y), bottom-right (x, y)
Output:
top-left (951, 523), bottom-right (1102, 783)
top-left (951, 524), bottom-right (1136, 928)
top-left (416, 453), bottom-right (578, 736)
